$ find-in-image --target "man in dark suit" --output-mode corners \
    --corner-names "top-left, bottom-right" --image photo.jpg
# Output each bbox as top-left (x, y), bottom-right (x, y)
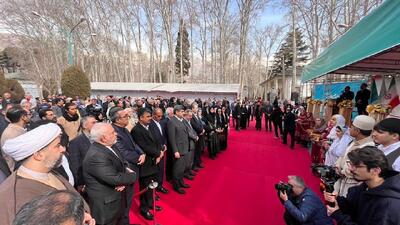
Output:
top-left (338, 86), bottom-right (355, 102)
top-left (190, 102), bottom-right (205, 170)
top-left (164, 107), bottom-right (175, 182)
top-left (233, 100), bottom-right (241, 131)
top-left (355, 83), bottom-right (371, 115)
top-left (149, 108), bottom-right (169, 194)
top-left (167, 105), bottom-right (190, 194)
top-left (69, 116), bottom-right (97, 193)
top-left (183, 109), bottom-right (199, 180)
top-left (110, 107), bottom-right (145, 225)
top-left (131, 108), bottom-right (163, 220)
top-left (83, 123), bottom-right (137, 225)
top-left (263, 101), bottom-right (273, 131)
top-left (282, 105), bottom-right (297, 149)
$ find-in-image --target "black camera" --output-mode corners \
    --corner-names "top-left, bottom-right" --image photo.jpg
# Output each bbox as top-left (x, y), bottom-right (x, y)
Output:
top-left (311, 164), bottom-right (341, 193)
top-left (275, 182), bottom-right (293, 193)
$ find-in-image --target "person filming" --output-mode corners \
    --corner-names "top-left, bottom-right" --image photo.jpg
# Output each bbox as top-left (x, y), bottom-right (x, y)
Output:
top-left (325, 146), bottom-right (400, 225)
top-left (278, 175), bottom-right (333, 225)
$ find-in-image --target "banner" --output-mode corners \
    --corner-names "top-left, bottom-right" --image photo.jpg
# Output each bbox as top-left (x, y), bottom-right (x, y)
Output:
top-left (395, 77), bottom-right (400, 96)
top-left (384, 77), bottom-right (392, 91)
top-left (374, 75), bottom-right (383, 96)
top-left (381, 80), bottom-right (399, 109)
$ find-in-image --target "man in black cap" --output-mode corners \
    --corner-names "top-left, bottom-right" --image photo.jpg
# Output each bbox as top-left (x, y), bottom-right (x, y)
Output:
top-left (372, 118), bottom-right (400, 172)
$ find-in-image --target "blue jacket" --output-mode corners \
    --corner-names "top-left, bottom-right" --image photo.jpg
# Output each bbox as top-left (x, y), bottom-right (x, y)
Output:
top-left (332, 171), bottom-right (400, 225)
top-left (284, 188), bottom-right (334, 225)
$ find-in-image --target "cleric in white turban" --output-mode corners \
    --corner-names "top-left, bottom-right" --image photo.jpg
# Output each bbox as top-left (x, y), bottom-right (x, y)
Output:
top-left (0, 123), bottom-right (89, 225)
top-left (3, 123), bottom-right (61, 162)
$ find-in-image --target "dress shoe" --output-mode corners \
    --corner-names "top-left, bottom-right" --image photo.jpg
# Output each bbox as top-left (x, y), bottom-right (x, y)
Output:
top-left (154, 205), bottom-right (162, 211)
top-left (155, 195), bottom-right (160, 201)
top-left (184, 174), bottom-right (194, 180)
top-left (192, 167), bottom-right (200, 172)
top-left (180, 182), bottom-right (190, 188)
top-left (156, 186), bottom-right (169, 194)
top-left (140, 210), bottom-right (154, 220)
top-left (174, 187), bottom-right (186, 194)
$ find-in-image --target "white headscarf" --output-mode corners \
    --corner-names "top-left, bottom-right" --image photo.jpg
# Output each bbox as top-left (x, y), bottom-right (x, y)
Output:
top-left (327, 114), bottom-right (346, 139)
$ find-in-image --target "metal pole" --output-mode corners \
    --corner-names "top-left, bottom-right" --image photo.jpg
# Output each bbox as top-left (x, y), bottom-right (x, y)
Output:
top-left (292, 1), bottom-right (297, 99)
top-left (282, 55), bottom-right (286, 100)
top-left (67, 32), bottom-right (73, 65)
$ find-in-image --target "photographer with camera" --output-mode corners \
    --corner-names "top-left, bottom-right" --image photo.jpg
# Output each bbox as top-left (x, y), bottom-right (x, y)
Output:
top-left (85, 97), bottom-right (104, 122)
top-left (325, 146), bottom-right (400, 225)
top-left (278, 175), bottom-right (333, 225)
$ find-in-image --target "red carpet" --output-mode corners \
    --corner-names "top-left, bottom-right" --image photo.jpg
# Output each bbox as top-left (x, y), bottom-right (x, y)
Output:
top-left (130, 120), bottom-right (321, 225)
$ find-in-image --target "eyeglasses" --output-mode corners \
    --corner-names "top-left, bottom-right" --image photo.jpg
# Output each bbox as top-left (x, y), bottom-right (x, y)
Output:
top-left (346, 160), bottom-right (367, 169)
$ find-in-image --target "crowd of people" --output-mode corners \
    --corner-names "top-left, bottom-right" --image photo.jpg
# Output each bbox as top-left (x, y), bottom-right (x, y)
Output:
top-left (0, 93), bottom-right (230, 225)
top-left (0, 87), bottom-right (399, 225)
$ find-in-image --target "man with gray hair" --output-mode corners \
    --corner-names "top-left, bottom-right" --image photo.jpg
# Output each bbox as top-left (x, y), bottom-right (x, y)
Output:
top-left (279, 175), bottom-right (333, 225)
top-left (69, 116), bottom-right (97, 192)
top-left (0, 123), bottom-right (87, 224)
top-left (110, 107), bottom-right (145, 224)
top-left (83, 123), bottom-right (136, 225)
top-left (167, 105), bottom-right (190, 194)
top-left (183, 109), bottom-right (198, 180)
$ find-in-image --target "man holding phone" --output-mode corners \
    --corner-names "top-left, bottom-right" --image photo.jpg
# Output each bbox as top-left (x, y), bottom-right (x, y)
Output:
top-left (325, 146), bottom-right (400, 225)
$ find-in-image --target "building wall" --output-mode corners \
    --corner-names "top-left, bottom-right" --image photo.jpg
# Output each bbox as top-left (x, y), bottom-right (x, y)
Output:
top-left (91, 90), bottom-right (238, 102)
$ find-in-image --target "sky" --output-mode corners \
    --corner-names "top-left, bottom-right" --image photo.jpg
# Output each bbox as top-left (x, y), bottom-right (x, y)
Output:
top-left (257, 3), bottom-right (288, 28)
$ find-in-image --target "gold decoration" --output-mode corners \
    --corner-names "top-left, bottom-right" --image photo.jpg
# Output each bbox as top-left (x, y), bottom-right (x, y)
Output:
top-left (307, 99), bottom-right (323, 105)
top-left (366, 104), bottom-right (391, 114)
top-left (338, 100), bottom-right (353, 108)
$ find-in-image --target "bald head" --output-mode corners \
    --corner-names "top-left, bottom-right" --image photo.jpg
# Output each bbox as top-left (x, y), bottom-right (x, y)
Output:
top-left (153, 108), bottom-right (164, 122)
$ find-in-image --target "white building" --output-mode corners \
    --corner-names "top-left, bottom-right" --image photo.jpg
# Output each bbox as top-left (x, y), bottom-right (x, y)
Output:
top-left (91, 82), bottom-right (240, 101)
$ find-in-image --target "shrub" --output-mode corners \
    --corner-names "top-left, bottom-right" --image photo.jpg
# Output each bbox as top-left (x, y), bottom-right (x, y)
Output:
top-left (61, 66), bottom-right (90, 98)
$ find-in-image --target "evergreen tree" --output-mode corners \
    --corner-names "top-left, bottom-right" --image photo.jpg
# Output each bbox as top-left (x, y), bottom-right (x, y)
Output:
top-left (6, 79), bottom-right (25, 102)
top-left (61, 66), bottom-right (91, 98)
top-left (272, 28), bottom-right (309, 75)
top-left (175, 19), bottom-right (190, 82)
top-left (0, 68), bottom-right (8, 95)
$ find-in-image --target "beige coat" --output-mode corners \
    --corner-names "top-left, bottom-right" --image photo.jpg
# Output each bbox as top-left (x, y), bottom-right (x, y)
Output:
top-left (57, 117), bottom-right (81, 141)
top-left (0, 171), bottom-right (88, 225)
top-left (334, 136), bottom-right (375, 197)
top-left (0, 124), bottom-right (26, 170)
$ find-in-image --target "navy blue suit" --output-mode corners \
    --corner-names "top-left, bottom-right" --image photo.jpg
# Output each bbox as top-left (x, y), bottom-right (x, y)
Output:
top-left (149, 119), bottom-right (168, 188)
top-left (69, 133), bottom-right (91, 187)
top-left (112, 124), bottom-right (143, 224)
top-left (191, 114), bottom-right (204, 167)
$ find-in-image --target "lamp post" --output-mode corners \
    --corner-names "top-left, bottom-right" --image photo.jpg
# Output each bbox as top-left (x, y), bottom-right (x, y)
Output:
top-left (32, 11), bottom-right (86, 65)
top-left (68, 17), bottom-right (86, 65)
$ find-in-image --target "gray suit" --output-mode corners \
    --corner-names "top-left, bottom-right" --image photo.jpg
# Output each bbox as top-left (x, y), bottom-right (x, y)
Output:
top-left (183, 119), bottom-right (198, 174)
top-left (167, 116), bottom-right (189, 187)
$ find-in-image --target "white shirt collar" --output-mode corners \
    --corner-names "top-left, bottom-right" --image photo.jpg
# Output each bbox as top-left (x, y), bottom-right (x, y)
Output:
top-left (174, 115), bottom-right (183, 122)
top-left (378, 141), bottom-right (400, 155)
top-left (140, 123), bottom-right (149, 130)
top-left (106, 146), bottom-right (120, 158)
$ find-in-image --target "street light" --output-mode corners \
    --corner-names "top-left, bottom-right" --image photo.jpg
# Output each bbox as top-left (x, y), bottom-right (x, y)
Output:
top-left (32, 11), bottom-right (86, 65)
top-left (67, 17), bottom-right (86, 65)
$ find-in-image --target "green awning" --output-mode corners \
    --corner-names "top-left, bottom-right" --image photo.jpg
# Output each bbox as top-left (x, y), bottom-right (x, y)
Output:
top-left (301, 0), bottom-right (400, 82)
